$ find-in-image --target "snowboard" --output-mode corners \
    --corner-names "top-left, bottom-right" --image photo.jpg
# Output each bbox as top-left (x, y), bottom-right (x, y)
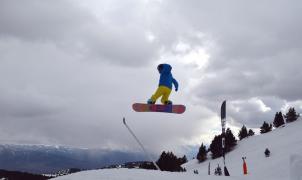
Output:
top-left (132, 103), bottom-right (186, 114)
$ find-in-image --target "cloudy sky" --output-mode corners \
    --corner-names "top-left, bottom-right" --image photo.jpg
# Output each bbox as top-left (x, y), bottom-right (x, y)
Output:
top-left (0, 0), bottom-right (301, 156)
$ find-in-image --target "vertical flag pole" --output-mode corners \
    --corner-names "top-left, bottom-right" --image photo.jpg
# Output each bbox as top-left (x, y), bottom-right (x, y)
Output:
top-left (221, 100), bottom-right (230, 176)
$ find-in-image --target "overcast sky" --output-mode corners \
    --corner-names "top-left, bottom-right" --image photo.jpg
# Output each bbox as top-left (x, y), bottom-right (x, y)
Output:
top-left (0, 0), bottom-right (301, 156)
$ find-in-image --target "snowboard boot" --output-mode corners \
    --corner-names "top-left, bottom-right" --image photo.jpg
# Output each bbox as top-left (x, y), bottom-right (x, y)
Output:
top-left (147, 99), bottom-right (155, 104)
top-left (164, 100), bottom-right (173, 105)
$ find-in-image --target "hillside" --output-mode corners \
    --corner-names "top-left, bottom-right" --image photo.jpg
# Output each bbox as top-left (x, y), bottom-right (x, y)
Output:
top-left (54, 119), bottom-right (302, 180)
top-left (184, 118), bottom-right (302, 179)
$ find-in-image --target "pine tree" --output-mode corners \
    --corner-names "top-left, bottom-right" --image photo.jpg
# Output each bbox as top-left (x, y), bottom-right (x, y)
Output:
top-left (178, 155), bottom-right (188, 165)
top-left (157, 151), bottom-right (167, 170)
top-left (238, 125), bottom-right (248, 140)
top-left (273, 112), bottom-right (285, 128)
top-left (225, 128), bottom-right (237, 151)
top-left (209, 135), bottom-right (223, 159)
top-left (284, 107), bottom-right (300, 123)
top-left (209, 128), bottom-right (237, 159)
top-left (260, 121), bottom-right (272, 134)
top-left (197, 143), bottom-right (207, 163)
top-left (248, 129), bottom-right (255, 136)
top-left (156, 151), bottom-right (186, 172)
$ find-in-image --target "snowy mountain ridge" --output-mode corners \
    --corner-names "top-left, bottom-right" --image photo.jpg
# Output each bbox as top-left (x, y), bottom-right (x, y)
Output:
top-left (54, 119), bottom-right (302, 180)
top-left (0, 144), bottom-right (146, 174)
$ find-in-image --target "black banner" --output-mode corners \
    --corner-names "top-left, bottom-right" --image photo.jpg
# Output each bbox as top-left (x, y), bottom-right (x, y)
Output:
top-left (221, 100), bottom-right (226, 134)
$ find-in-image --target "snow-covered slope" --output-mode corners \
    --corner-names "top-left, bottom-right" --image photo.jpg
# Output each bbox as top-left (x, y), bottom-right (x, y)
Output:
top-left (55, 168), bottom-right (284, 180)
top-left (53, 168), bottom-right (237, 180)
top-left (184, 119), bottom-right (302, 179)
top-left (54, 119), bottom-right (302, 180)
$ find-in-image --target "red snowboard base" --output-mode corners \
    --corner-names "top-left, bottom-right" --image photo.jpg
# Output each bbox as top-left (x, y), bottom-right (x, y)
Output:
top-left (132, 103), bottom-right (186, 114)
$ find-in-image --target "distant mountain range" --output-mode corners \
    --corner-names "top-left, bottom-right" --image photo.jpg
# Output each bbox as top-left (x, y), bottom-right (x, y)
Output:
top-left (0, 169), bottom-right (49, 180)
top-left (0, 144), bottom-right (146, 174)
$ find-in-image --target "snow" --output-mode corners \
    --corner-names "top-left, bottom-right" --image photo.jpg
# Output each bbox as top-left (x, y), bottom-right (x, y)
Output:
top-left (54, 168), bottom-right (257, 180)
top-left (185, 120), bottom-right (302, 179)
top-left (54, 120), bottom-right (302, 180)
top-left (290, 154), bottom-right (302, 180)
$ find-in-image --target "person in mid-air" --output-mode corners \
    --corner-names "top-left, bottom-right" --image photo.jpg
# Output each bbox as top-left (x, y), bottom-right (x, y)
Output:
top-left (147, 64), bottom-right (178, 105)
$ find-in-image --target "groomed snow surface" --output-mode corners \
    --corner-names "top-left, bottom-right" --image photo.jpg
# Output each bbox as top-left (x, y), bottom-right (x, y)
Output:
top-left (55, 119), bottom-right (302, 180)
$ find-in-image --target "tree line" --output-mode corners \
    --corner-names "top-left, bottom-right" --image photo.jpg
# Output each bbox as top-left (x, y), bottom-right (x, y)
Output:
top-left (196, 107), bottom-right (300, 163)
top-left (139, 151), bottom-right (188, 172)
top-left (260, 107), bottom-right (299, 133)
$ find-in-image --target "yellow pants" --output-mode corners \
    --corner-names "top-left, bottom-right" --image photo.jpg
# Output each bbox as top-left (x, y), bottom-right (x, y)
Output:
top-left (150, 86), bottom-right (172, 104)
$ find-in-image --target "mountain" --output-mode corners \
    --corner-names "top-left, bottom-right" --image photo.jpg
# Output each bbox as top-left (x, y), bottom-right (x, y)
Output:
top-left (54, 119), bottom-right (302, 180)
top-left (0, 144), bottom-right (146, 174)
top-left (0, 169), bottom-right (49, 180)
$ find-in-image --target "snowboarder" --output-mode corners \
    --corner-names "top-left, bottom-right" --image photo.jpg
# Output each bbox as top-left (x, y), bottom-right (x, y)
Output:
top-left (147, 64), bottom-right (179, 105)
top-left (132, 63), bottom-right (185, 114)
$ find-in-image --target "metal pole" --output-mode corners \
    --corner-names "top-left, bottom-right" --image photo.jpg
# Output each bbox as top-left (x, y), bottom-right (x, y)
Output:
top-left (221, 101), bottom-right (230, 176)
top-left (123, 117), bottom-right (161, 171)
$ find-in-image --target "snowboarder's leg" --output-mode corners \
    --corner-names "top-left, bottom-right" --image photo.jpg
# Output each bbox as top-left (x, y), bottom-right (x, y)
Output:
top-left (160, 86), bottom-right (172, 104)
top-left (148, 86), bottom-right (165, 104)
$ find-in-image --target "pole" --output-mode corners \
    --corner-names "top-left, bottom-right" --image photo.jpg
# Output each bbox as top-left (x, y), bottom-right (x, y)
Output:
top-left (221, 101), bottom-right (230, 176)
top-left (242, 157), bottom-right (248, 175)
top-left (123, 117), bottom-right (161, 171)
top-left (208, 162), bottom-right (211, 175)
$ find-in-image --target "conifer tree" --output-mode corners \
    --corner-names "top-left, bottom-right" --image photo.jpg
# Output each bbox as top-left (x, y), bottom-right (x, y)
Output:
top-left (197, 143), bottom-right (207, 163)
top-left (273, 111), bottom-right (285, 128)
top-left (284, 107), bottom-right (300, 123)
top-left (156, 151), bottom-right (186, 172)
top-left (260, 121), bottom-right (272, 134)
top-left (209, 128), bottom-right (237, 159)
top-left (238, 125), bottom-right (248, 140)
top-left (179, 155), bottom-right (188, 165)
top-left (248, 129), bottom-right (255, 136)
top-left (209, 135), bottom-right (222, 159)
top-left (225, 128), bottom-right (237, 151)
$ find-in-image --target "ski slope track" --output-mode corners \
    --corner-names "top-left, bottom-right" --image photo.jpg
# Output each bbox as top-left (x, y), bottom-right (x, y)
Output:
top-left (55, 119), bottom-right (302, 180)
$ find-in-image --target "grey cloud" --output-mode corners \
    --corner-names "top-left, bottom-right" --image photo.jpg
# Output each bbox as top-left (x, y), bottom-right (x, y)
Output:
top-left (227, 99), bottom-right (274, 128)
top-left (0, 0), bottom-right (94, 41)
top-left (83, 27), bottom-right (159, 66)
top-left (0, 88), bottom-right (64, 118)
top-left (0, 0), bottom-right (302, 155)
top-left (158, 0), bottom-right (302, 126)
top-left (0, 0), bottom-right (160, 66)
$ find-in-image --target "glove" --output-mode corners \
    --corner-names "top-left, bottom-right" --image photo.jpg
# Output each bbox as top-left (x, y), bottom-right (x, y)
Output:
top-left (175, 88), bottom-right (178, 92)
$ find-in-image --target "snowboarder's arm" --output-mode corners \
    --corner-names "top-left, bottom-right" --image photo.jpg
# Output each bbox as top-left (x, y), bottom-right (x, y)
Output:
top-left (172, 78), bottom-right (178, 91)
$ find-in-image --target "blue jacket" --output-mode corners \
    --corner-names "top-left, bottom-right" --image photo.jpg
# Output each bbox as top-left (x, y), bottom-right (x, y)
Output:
top-left (158, 64), bottom-right (179, 91)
